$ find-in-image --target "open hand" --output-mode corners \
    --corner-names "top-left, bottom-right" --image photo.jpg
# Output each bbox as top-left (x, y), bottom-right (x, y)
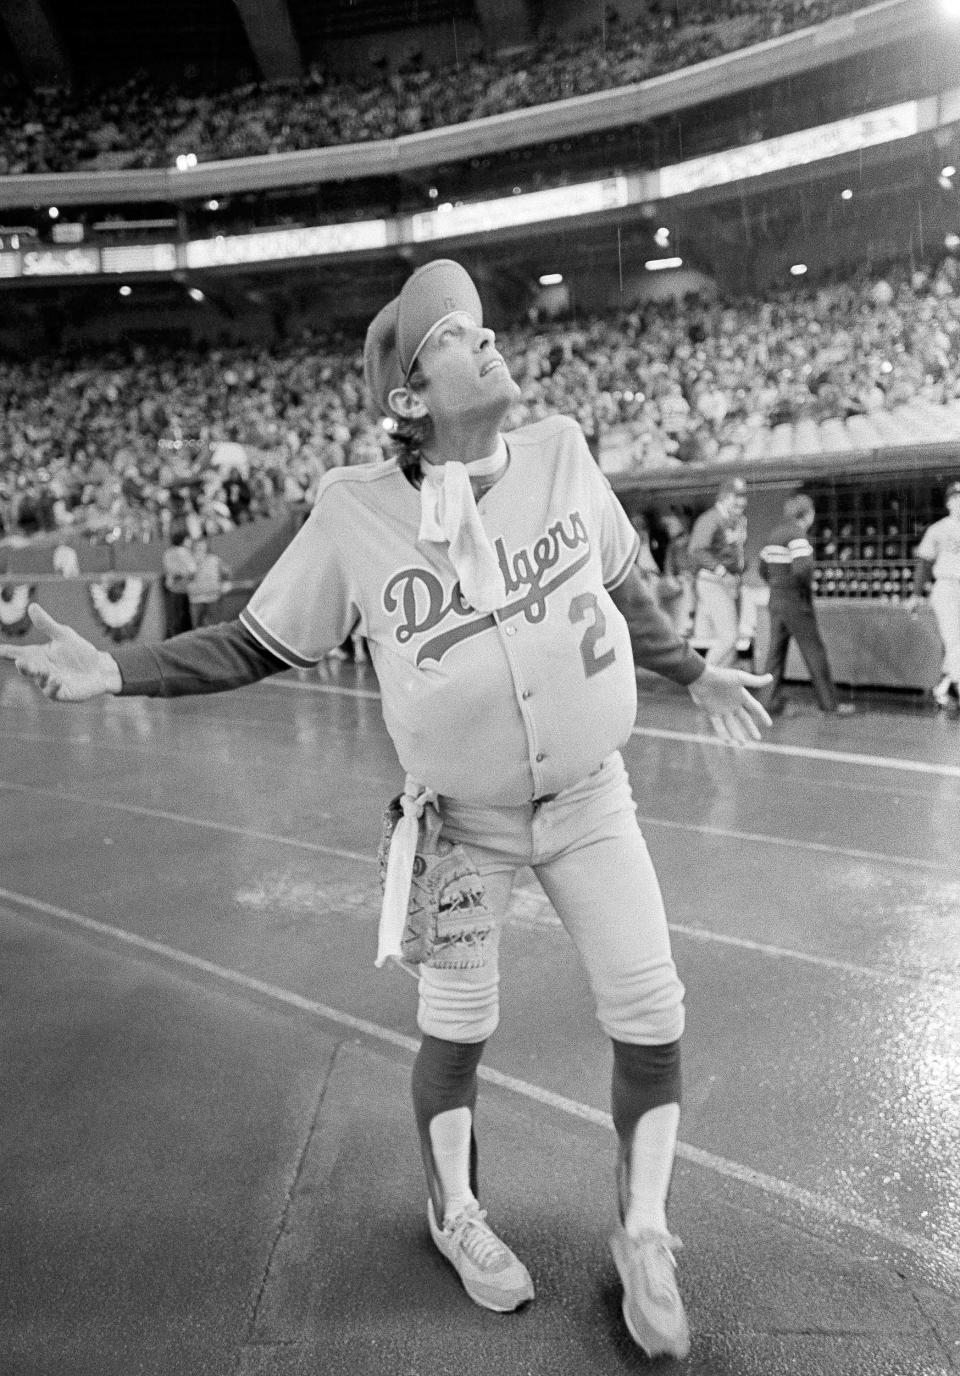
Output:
top-left (0, 604), bottom-right (121, 701)
top-left (687, 664), bottom-right (772, 745)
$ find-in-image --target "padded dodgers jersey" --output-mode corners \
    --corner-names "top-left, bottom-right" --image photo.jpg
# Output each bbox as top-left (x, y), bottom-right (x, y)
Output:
top-left (241, 415), bottom-right (641, 805)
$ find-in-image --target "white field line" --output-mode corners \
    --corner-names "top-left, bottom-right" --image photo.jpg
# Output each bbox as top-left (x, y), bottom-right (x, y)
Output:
top-left (0, 775), bottom-right (952, 985)
top-left (260, 675), bottom-right (960, 780)
top-left (630, 724), bottom-right (960, 781)
top-left (0, 768), bottom-right (952, 877)
top-left (2, 885), bottom-right (958, 1286)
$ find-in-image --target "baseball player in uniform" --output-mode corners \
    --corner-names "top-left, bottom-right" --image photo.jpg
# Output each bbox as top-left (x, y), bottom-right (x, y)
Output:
top-left (909, 479), bottom-right (960, 708)
top-left (1, 259), bottom-right (771, 1359)
top-left (758, 494), bottom-right (854, 716)
top-left (688, 477), bottom-right (748, 667)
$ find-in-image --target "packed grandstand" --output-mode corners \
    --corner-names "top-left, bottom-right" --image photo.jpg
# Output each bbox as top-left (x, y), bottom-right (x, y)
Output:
top-left (0, 0), bottom-right (959, 550)
top-left (0, 0), bottom-right (869, 173)
top-left (2, 252), bottom-right (960, 544)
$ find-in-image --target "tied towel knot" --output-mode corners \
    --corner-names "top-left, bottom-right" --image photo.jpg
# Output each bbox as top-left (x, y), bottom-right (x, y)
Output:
top-left (418, 443), bottom-right (509, 614)
top-left (376, 777), bottom-right (437, 969)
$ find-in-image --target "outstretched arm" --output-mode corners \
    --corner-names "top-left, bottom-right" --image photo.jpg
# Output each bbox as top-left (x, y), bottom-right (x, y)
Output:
top-left (687, 662), bottom-right (772, 746)
top-left (0, 604), bottom-right (287, 702)
top-left (608, 565), bottom-right (771, 746)
top-left (0, 605), bottom-right (123, 701)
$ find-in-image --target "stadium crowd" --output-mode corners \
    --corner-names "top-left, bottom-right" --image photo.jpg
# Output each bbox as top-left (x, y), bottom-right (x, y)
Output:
top-left (0, 0), bottom-right (866, 175)
top-left (2, 254), bottom-right (958, 545)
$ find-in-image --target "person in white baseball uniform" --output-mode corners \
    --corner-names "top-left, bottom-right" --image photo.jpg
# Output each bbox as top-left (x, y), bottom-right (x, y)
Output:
top-left (688, 478), bottom-right (748, 668)
top-left (1, 259), bottom-right (771, 1359)
top-left (909, 479), bottom-right (960, 708)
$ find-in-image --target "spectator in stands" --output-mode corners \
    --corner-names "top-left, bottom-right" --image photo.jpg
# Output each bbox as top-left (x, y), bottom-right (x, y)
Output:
top-left (758, 493), bottom-right (854, 716)
top-left (186, 535), bottom-right (230, 628)
top-left (161, 524), bottom-right (196, 638)
top-left (655, 509), bottom-right (696, 637)
top-left (688, 477), bottom-right (748, 667)
top-left (224, 468), bottom-right (254, 525)
top-left (52, 543), bottom-right (81, 578)
top-left (630, 513), bottom-right (663, 593)
top-left (909, 479), bottom-right (960, 709)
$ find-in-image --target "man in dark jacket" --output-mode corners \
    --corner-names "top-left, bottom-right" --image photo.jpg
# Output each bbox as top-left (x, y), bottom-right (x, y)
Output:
top-left (759, 493), bottom-right (854, 716)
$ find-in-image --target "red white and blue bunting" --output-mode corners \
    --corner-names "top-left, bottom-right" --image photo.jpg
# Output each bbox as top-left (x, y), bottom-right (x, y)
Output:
top-left (0, 583), bottom-right (36, 638)
top-left (87, 577), bottom-right (152, 642)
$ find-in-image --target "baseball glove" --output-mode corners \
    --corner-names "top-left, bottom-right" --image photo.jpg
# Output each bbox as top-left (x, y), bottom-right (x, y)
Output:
top-left (377, 794), bottom-right (493, 970)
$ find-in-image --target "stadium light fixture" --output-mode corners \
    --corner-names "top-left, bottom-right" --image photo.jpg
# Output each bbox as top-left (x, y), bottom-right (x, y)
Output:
top-left (539, 272), bottom-right (564, 286)
top-left (187, 287), bottom-right (205, 303)
top-left (654, 226), bottom-right (671, 247)
top-left (645, 256), bottom-right (683, 271)
top-left (945, 232), bottom-right (960, 250)
top-left (48, 206), bottom-right (59, 219)
top-left (118, 285), bottom-right (132, 297)
top-left (942, 165), bottom-right (957, 178)
top-left (841, 188), bottom-right (853, 200)
top-left (790, 263), bottom-right (808, 276)
top-left (204, 199), bottom-right (219, 212)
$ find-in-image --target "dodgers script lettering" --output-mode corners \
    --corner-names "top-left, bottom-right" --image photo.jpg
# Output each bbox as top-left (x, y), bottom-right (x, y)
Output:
top-left (382, 510), bottom-right (592, 665)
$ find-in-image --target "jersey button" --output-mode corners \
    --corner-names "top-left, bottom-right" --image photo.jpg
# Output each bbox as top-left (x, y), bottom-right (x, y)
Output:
top-left (504, 625), bottom-right (517, 637)
top-left (535, 752), bottom-right (545, 762)
top-left (521, 689), bottom-right (531, 700)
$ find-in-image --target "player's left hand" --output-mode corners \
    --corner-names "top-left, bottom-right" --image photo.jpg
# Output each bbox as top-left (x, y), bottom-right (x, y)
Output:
top-left (687, 664), bottom-right (772, 745)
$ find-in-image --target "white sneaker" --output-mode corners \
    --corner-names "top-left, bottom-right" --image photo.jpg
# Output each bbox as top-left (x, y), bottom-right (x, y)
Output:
top-left (610, 1224), bottom-right (691, 1358)
top-left (427, 1198), bottom-right (534, 1312)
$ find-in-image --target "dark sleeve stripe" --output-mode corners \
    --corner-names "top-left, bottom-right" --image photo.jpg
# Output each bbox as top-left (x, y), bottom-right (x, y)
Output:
top-left (239, 608), bottom-right (320, 669)
top-left (605, 532), bottom-right (642, 591)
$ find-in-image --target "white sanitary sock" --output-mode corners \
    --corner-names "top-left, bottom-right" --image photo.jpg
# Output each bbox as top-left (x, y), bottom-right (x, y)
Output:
top-left (429, 1107), bottom-right (476, 1223)
top-left (624, 1103), bottom-right (681, 1238)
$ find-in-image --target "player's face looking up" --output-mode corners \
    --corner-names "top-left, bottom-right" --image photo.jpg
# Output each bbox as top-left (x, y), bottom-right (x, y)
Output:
top-left (393, 311), bottom-right (520, 440)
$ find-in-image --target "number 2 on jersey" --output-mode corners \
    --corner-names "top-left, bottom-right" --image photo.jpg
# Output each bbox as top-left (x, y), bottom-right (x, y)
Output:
top-left (569, 591), bottom-right (616, 678)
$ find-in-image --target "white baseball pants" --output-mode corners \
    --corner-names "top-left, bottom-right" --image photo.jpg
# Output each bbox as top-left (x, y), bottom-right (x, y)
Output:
top-left (931, 578), bottom-right (960, 682)
top-left (419, 752), bottom-right (685, 1047)
top-left (693, 572), bottom-right (740, 667)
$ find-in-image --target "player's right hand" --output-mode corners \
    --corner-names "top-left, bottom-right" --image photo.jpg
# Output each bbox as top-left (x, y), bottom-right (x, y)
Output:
top-left (0, 604), bottom-right (122, 701)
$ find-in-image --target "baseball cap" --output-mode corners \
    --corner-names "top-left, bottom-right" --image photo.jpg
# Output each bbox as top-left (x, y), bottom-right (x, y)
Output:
top-left (946, 479), bottom-right (960, 500)
top-left (363, 259), bottom-right (483, 416)
top-left (718, 476), bottom-right (747, 497)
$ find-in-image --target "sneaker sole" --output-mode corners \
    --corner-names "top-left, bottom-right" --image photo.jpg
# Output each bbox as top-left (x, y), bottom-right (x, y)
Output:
top-left (609, 1230), bottom-right (691, 1359)
top-left (427, 1202), bottom-right (535, 1314)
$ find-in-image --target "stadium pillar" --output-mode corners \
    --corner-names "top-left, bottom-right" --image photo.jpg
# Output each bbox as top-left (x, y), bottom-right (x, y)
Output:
top-left (231, 0), bottom-right (304, 80)
top-left (0, 0), bottom-right (71, 84)
top-left (473, 0), bottom-right (534, 52)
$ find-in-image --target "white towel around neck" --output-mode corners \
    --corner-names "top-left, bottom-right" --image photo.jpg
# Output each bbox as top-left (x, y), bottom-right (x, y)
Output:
top-left (418, 440), bottom-right (509, 614)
